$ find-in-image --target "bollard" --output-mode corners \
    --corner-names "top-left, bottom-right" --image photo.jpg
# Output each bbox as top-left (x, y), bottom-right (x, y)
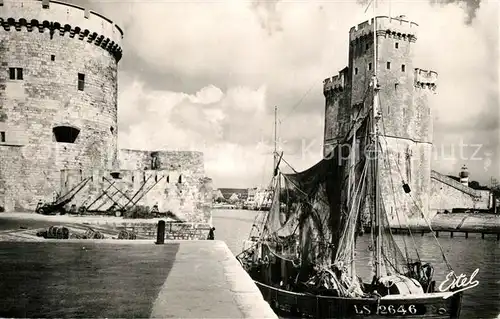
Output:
top-left (207, 227), bottom-right (215, 240)
top-left (156, 220), bottom-right (165, 245)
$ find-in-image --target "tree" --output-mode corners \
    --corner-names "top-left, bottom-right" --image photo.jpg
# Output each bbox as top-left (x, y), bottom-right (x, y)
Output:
top-left (228, 193), bottom-right (239, 204)
top-left (469, 181), bottom-right (480, 189)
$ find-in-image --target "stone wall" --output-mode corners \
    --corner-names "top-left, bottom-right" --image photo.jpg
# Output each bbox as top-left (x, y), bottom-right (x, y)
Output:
top-left (379, 138), bottom-right (433, 224)
top-left (55, 149), bottom-right (212, 223)
top-left (0, 0), bottom-right (123, 212)
top-left (60, 166), bottom-right (212, 223)
top-left (430, 170), bottom-right (491, 215)
top-left (118, 149), bottom-right (210, 222)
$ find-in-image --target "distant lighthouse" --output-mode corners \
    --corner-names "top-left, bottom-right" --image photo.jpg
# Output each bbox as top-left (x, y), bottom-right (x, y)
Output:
top-left (459, 165), bottom-right (469, 186)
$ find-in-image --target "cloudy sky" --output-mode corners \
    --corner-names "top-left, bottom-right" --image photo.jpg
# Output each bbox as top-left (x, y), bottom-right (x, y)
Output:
top-left (76, 0), bottom-right (498, 188)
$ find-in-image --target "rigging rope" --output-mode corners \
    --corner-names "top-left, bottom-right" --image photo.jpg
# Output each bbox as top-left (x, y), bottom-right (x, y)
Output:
top-left (376, 97), bottom-right (454, 273)
top-left (377, 99), bottom-right (420, 262)
top-left (406, 192), bottom-right (455, 273)
top-left (281, 82), bottom-right (317, 123)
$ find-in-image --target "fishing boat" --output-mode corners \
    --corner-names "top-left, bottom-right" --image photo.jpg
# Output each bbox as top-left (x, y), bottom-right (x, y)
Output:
top-left (236, 9), bottom-right (464, 319)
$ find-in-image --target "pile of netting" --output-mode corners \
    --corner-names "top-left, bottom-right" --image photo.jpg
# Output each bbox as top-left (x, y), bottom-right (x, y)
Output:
top-left (260, 146), bottom-right (352, 286)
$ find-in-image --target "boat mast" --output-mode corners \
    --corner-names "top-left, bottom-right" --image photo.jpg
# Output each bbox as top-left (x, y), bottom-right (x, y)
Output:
top-left (371, 0), bottom-right (382, 279)
top-left (274, 106), bottom-right (278, 170)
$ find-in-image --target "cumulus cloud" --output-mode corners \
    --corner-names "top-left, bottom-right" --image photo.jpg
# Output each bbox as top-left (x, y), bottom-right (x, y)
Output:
top-left (83, 0), bottom-right (498, 187)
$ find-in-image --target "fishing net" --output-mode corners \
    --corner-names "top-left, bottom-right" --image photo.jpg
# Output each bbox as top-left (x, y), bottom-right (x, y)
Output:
top-left (261, 146), bottom-right (347, 271)
top-left (379, 201), bottom-right (411, 276)
top-left (253, 128), bottom-right (414, 297)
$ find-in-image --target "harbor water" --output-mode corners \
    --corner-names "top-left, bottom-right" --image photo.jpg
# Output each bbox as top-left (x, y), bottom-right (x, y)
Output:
top-left (213, 209), bottom-right (500, 319)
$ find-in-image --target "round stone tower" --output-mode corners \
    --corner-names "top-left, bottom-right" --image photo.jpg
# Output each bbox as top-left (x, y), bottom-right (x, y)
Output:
top-left (0, 0), bottom-right (123, 211)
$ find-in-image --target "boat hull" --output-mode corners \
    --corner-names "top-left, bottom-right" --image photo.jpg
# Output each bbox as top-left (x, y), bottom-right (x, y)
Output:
top-left (255, 281), bottom-right (462, 319)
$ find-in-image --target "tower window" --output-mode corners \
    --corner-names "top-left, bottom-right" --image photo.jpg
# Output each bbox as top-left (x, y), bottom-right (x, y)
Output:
top-left (368, 63), bottom-right (372, 71)
top-left (387, 62), bottom-right (391, 69)
top-left (401, 64), bottom-right (406, 72)
top-left (53, 126), bottom-right (80, 143)
top-left (354, 68), bottom-right (358, 75)
top-left (51, 55), bottom-right (55, 61)
top-left (110, 172), bottom-right (121, 179)
top-left (9, 68), bottom-right (23, 80)
top-left (395, 42), bottom-right (399, 49)
top-left (0, 131), bottom-right (5, 142)
top-left (78, 73), bottom-right (85, 91)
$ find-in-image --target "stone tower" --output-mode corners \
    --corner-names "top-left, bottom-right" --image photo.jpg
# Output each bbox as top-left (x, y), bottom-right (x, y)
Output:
top-left (0, 0), bottom-right (123, 211)
top-left (323, 16), bottom-right (438, 221)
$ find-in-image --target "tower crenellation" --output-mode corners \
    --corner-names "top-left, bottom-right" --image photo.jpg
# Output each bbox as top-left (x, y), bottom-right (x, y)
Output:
top-left (323, 71), bottom-right (347, 95)
top-left (349, 16), bottom-right (418, 43)
top-left (414, 68), bottom-right (438, 90)
top-left (1, 0), bottom-right (123, 61)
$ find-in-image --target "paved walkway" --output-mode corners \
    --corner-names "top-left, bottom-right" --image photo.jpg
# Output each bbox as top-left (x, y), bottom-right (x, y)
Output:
top-left (150, 240), bottom-right (277, 318)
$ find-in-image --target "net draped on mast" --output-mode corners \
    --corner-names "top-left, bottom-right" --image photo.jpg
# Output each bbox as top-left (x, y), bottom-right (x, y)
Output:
top-left (262, 146), bottom-right (346, 269)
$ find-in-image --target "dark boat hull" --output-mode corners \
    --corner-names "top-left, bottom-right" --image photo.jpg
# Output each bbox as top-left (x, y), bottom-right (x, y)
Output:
top-left (255, 281), bottom-right (462, 319)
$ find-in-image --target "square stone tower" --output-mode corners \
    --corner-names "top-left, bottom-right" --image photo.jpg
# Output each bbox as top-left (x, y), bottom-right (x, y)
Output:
top-left (323, 16), bottom-right (438, 222)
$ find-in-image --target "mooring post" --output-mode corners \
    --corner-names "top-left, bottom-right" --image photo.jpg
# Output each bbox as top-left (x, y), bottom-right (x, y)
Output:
top-left (465, 232), bottom-right (468, 239)
top-left (156, 220), bottom-right (165, 245)
top-left (481, 233), bottom-right (485, 239)
top-left (450, 232), bottom-right (454, 238)
top-left (497, 233), bottom-right (500, 241)
top-left (436, 231), bottom-right (439, 238)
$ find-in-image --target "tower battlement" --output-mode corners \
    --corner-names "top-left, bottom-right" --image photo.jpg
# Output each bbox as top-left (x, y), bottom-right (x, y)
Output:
top-left (323, 68), bottom-right (348, 95)
top-left (415, 68), bottom-right (438, 89)
top-left (0, 0), bottom-right (123, 61)
top-left (349, 16), bottom-right (418, 43)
